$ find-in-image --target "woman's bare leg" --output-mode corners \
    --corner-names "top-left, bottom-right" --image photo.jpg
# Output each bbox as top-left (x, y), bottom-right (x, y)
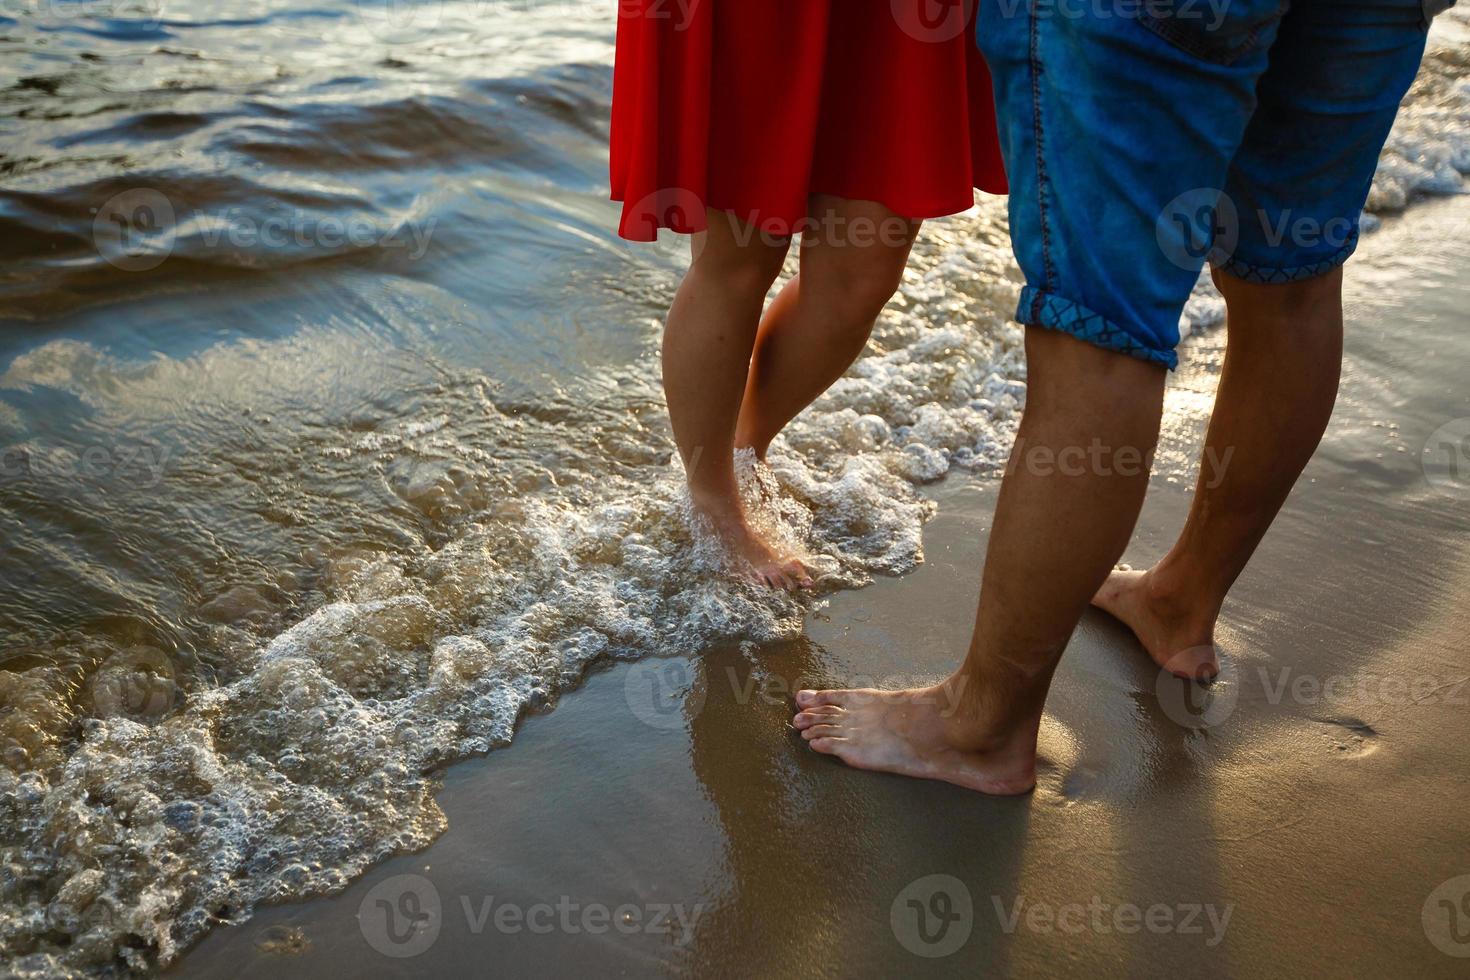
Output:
top-left (663, 208), bottom-right (812, 589)
top-left (734, 195), bottom-right (921, 458)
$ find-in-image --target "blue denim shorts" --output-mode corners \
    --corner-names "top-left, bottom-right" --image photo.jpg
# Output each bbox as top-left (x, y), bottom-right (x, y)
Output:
top-left (976, 0), bottom-right (1443, 369)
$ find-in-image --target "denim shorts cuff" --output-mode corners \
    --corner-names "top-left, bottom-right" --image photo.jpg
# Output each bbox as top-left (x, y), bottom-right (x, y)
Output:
top-left (1016, 286), bottom-right (1179, 371)
top-left (1216, 230), bottom-right (1361, 285)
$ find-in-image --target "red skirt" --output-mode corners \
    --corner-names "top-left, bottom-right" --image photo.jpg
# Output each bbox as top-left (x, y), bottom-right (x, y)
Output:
top-left (610, 0), bottom-right (1008, 242)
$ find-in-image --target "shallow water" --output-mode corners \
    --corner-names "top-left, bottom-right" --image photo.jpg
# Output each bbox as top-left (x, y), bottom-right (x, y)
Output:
top-left (1, 2), bottom-right (1467, 975)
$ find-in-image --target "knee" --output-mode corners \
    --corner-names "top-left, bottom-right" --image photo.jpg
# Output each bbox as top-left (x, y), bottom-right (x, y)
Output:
top-left (804, 253), bottom-right (907, 328)
top-left (689, 237), bottom-right (786, 301)
top-left (1026, 327), bottom-right (1166, 424)
top-left (1212, 265), bottom-right (1343, 324)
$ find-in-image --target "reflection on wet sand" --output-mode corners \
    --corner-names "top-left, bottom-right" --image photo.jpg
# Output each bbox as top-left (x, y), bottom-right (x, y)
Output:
top-left (685, 636), bottom-right (1032, 972)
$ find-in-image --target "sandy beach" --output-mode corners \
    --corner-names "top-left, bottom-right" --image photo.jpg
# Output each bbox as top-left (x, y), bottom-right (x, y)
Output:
top-left (169, 195), bottom-right (1470, 978)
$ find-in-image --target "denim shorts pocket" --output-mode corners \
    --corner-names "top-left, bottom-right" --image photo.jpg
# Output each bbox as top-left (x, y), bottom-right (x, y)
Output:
top-left (1134, 0), bottom-right (1288, 65)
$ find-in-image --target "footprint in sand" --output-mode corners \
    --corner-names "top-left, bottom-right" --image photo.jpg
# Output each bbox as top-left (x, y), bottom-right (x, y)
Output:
top-left (1312, 717), bottom-right (1381, 758)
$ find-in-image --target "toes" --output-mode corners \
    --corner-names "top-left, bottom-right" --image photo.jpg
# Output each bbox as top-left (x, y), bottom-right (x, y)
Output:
top-left (752, 563), bottom-right (807, 592)
top-left (795, 689), bottom-right (844, 708)
top-left (783, 560), bottom-right (814, 589)
top-left (806, 736), bottom-right (844, 756)
top-left (791, 707), bottom-right (841, 729)
top-left (800, 724), bottom-right (842, 740)
top-left (759, 567), bottom-right (790, 590)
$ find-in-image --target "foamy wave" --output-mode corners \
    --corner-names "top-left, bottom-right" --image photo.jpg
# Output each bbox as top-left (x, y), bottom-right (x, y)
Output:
top-left (1372, 12), bottom-right (1470, 210)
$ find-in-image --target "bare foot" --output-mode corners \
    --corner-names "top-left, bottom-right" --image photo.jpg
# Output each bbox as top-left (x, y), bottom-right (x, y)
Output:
top-left (790, 687), bottom-right (1037, 795)
top-left (693, 493), bottom-right (812, 591)
top-left (1091, 565), bottom-right (1220, 679)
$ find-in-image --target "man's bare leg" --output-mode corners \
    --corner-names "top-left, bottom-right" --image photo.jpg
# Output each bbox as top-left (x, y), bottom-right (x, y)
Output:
top-left (1092, 267), bottom-right (1344, 678)
top-left (793, 328), bottom-right (1165, 794)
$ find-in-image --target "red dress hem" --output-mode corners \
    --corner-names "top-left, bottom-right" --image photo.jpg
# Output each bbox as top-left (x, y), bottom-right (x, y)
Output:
top-left (611, 1), bottom-right (1008, 244)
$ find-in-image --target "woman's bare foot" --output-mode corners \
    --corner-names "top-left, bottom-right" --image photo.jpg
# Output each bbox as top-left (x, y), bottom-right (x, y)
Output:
top-left (789, 686), bottom-right (1037, 795)
top-left (692, 492), bottom-right (812, 591)
top-left (1091, 565), bottom-right (1220, 679)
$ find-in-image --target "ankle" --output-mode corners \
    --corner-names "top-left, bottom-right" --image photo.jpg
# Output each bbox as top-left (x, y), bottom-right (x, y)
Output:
top-left (687, 482), bottom-right (743, 522)
top-left (731, 431), bottom-right (770, 463)
top-left (931, 680), bottom-right (1040, 756)
top-left (1142, 560), bottom-right (1222, 627)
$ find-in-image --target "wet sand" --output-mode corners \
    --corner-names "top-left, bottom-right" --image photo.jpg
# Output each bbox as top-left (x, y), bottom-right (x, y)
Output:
top-left (176, 196), bottom-right (1470, 978)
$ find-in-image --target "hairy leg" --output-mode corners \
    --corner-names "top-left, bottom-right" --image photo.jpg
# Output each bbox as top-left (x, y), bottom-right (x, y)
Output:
top-left (794, 329), bottom-right (1165, 792)
top-left (734, 195), bottom-right (920, 458)
top-left (662, 208), bottom-right (811, 589)
top-left (1094, 267), bottom-right (1344, 676)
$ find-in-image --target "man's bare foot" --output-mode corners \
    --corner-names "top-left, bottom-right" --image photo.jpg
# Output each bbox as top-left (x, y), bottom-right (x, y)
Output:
top-left (790, 686), bottom-right (1037, 795)
top-left (1091, 565), bottom-right (1220, 679)
top-left (692, 492), bottom-right (812, 591)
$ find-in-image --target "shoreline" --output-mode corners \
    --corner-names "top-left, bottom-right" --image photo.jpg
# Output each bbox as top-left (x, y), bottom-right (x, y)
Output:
top-left (175, 193), bottom-right (1470, 977)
